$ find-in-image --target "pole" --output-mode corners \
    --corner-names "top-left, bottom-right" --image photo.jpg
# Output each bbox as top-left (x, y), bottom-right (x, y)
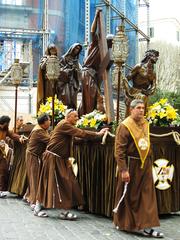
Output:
top-left (14, 84), bottom-right (18, 133)
top-left (52, 82), bottom-right (55, 129)
top-left (116, 67), bottom-right (121, 124)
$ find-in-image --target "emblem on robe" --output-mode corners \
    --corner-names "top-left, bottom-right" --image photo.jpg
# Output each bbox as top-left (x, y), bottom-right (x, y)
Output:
top-left (138, 138), bottom-right (148, 150)
top-left (152, 159), bottom-right (174, 190)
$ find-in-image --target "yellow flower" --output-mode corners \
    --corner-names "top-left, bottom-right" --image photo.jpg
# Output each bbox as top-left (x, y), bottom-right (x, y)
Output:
top-left (82, 118), bottom-right (89, 127)
top-left (37, 95), bottom-right (67, 121)
top-left (147, 98), bottom-right (179, 126)
top-left (159, 111), bottom-right (167, 119)
top-left (46, 97), bottom-right (52, 103)
top-left (166, 107), bottom-right (177, 120)
top-left (59, 103), bottom-right (66, 112)
top-left (152, 102), bottom-right (160, 108)
top-left (90, 118), bottom-right (96, 127)
top-left (159, 98), bottom-right (168, 105)
top-left (76, 110), bottom-right (107, 129)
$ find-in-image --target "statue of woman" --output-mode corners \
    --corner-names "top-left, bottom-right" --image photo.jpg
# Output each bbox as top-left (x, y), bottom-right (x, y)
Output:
top-left (56, 43), bottom-right (82, 109)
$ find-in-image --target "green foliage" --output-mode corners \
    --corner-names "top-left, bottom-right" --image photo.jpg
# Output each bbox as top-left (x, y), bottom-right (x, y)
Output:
top-left (149, 89), bottom-right (180, 113)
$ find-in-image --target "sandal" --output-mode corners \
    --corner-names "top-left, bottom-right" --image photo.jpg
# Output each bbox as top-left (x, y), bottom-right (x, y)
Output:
top-left (0, 191), bottom-right (7, 198)
top-left (143, 229), bottom-right (164, 238)
top-left (30, 204), bottom-right (36, 211)
top-left (59, 211), bottom-right (77, 221)
top-left (34, 210), bottom-right (48, 218)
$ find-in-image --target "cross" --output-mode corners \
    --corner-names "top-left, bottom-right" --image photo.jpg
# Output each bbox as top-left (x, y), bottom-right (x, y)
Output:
top-left (97, 10), bottom-right (114, 123)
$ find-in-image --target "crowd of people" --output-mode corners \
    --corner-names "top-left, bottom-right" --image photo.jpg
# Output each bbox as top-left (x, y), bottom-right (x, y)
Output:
top-left (0, 99), bottom-right (164, 238)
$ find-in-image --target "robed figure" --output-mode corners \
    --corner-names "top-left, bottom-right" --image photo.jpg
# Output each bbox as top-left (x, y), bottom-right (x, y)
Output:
top-left (36, 44), bottom-right (59, 113)
top-left (124, 49), bottom-right (159, 116)
top-left (56, 43), bottom-right (82, 109)
top-left (78, 9), bottom-right (113, 117)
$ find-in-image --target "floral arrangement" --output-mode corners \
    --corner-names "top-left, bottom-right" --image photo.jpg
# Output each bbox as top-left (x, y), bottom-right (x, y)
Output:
top-left (147, 98), bottom-right (180, 127)
top-left (76, 110), bottom-right (108, 129)
top-left (38, 95), bottom-right (67, 123)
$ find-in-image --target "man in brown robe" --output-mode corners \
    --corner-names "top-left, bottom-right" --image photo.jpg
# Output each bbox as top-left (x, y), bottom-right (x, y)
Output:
top-left (0, 115), bottom-right (22, 198)
top-left (113, 99), bottom-right (164, 238)
top-left (26, 114), bottom-right (50, 212)
top-left (35, 110), bottom-right (108, 219)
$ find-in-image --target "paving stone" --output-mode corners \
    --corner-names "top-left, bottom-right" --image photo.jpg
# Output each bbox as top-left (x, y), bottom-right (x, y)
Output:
top-left (0, 194), bottom-right (180, 240)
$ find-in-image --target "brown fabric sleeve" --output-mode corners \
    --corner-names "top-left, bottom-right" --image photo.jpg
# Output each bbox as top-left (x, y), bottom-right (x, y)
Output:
top-left (35, 129), bottom-right (50, 144)
top-left (61, 123), bottom-right (98, 139)
top-left (7, 130), bottom-right (21, 141)
top-left (114, 124), bottom-right (129, 172)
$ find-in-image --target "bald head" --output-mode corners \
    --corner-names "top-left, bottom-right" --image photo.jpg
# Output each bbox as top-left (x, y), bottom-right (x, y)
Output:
top-left (65, 110), bottom-right (79, 125)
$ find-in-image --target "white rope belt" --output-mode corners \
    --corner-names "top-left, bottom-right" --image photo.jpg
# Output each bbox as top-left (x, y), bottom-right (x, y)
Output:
top-left (46, 150), bottom-right (62, 204)
top-left (113, 182), bottom-right (128, 213)
top-left (46, 150), bottom-right (61, 158)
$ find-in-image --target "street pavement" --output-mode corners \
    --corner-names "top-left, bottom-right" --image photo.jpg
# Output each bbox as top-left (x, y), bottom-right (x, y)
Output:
top-left (0, 193), bottom-right (180, 240)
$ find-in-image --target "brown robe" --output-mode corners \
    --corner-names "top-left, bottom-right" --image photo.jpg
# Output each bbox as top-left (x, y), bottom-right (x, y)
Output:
top-left (8, 124), bottom-right (34, 196)
top-left (36, 55), bottom-right (54, 113)
top-left (56, 43), bottom-right (82, 109)
top-left (36, 120), bottom-right (98, 209)
top-left (0, 126), bottom-right (20, 191)
top-left (26, 125), bottom-right (50, 204)
top-left (78, 34), bottom-right (103, 116)
top-left (113, 123), bottom-right (160, 231)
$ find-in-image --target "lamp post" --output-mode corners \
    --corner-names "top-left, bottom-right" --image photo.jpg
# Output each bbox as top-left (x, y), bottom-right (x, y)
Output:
top-left (46, 55), bottom-right (60, 129)
top-left (11, 59), bottom-right (23, 133)
top-left (112, 25), bottom-right (128, 124)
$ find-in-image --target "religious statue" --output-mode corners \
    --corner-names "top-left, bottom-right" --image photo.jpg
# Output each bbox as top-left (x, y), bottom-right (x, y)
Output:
top-left (36, 43), bottom-right (60, 113)
top-left (124, 49), bottom-right (159, 116)
top-left (78, 9), bottom-right (114, 116)
top-left (56, 43), bottom-right (82, 109)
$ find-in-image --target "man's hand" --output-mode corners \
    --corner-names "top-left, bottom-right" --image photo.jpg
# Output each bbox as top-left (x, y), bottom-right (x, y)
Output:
top-left (19, 135), bottom-right (28, 144)
top-left (96, 127), bottom-right (109, 136)
top-left (121, 170), bottom-right (130, 183)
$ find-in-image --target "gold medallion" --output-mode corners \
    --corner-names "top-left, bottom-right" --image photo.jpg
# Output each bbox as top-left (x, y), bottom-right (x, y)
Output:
top-left (138, 138), bottom-right (148, 150)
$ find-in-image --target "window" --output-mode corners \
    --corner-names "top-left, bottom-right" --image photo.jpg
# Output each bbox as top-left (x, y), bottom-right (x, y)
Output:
top-left (2, 0), bottom-right (22, 5)
top-left (149, 27), bottom-right (154, 38)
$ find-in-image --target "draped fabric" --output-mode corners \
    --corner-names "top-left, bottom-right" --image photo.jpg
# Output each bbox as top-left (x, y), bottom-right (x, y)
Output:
top-left (150, 126), bottom-right (180, 214)
top-left (74, 127), bottom-right (180, 217)
top-left (74, 137), bottom-right (116, 217)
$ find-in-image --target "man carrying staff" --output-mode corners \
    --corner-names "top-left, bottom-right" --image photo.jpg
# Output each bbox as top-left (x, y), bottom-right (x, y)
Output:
top-left (34, 109), bottom-right (108, 219)
top-left (113, 99), bottom-right (164, 238)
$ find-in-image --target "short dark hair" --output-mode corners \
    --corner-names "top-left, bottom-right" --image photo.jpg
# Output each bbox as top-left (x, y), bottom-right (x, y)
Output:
top-left (130, 99), bottom-right (144, 108)
top-left (37, 114), bottom-right (50, 125)
top-left (0, 115), bottom-right (11, 125)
